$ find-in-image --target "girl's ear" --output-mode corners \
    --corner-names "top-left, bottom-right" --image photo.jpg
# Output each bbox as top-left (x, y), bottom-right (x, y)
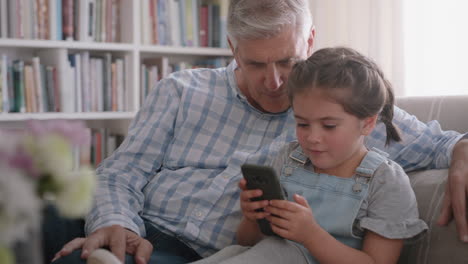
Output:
top-left (361, 114), bottom-right (378, 136)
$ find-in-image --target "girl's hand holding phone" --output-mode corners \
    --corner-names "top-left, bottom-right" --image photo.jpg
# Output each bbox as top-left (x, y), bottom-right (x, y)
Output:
top-left (265, 194), bottom-right (319, 245)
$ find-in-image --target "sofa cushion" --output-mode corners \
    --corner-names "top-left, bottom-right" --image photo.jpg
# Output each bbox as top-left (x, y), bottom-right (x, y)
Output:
top-left (398, 169), bottom-right (468, 264)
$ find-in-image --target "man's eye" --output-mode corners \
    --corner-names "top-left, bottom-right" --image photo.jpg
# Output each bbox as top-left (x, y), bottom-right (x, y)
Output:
top-left (323, 124), bottom-right (336, 130)
top-left (249, 62), bottom-right (264, 68)
top-left (278, 60), bottom-right (293, 67)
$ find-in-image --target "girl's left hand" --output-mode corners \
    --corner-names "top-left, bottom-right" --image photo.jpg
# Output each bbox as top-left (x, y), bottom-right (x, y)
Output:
top-left (265, 194), bottom-right (318, 245)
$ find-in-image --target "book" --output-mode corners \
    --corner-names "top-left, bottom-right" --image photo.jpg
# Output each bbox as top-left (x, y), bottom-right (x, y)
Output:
top-left (157, 0), bottom-right (168, 45)
top-left (140, 64), bottom-right (146, 104)
top-left (184, 0), bottom-right (194, 46)
top-left (110, 0), bottom-right (119, 42)
top-left (49, 0), bottom-right (57, 40)
top-left (8, 0), bottom-right (16, 38)
top-left (0, 62), bottom-right (2, 111)
top-left (89, 0), bottom-right (96, 41)
top-left (95, 58), bottom-right (104, 111)
top-left (7, 63), bottom-right (14, 112)
top-left (23, 65), bottom-right (35, 112)
top-left (52, 67), bottom-right (60, 112)
top-left (0, 0), bottom-right (7, 38)
top-left (149, 0), bottom-right (158, 44)
top-left (45, 66), bottom-right (55, 112)
top-left (1, 55), bottom-right (9, 112)
top-left (111, 61), bottom-right (117, 111)
top-left (32, 57), bottom-right (44, 112)
top-left (78, 0), bottom-right (90, 41)
top-left (62, 0), bottom-right (74, 40)
top-left (12, 60), bottom-right (25, 113)
top-left (168, 0), bottom-right (181, 46)
top-left (95, 0), bottom-right (101, 42)
top-left (81, 51), bottom-right (90, 111)
top-left (199, 5), bottom-right (208, 47)
top-left (56, 0), bottom-right (62, 40)
top-left (211, 3), bottom-right (220, 47)
top-left (141, 0), bottom-right (151, 44)
top-left (116, 58), bottom-right (124, 111)
top-left (219, 0), bottom-right (229, 48)
top-left (103, 52), bottom-right (112, 111)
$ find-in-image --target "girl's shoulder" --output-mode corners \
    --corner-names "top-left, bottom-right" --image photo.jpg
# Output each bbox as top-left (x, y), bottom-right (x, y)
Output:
top-left (371, 155), bottom-right (409, 188)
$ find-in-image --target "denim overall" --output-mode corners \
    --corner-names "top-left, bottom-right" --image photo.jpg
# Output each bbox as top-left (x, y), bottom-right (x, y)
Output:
top-left (280, 146), bottom-right (388, 264)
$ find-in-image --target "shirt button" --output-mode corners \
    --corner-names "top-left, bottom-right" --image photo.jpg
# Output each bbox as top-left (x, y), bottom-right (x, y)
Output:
top-left (223, 174), bottom-right (230, 179)
top-left (195, 211), bottom-right (203, 217)
top-left (352, 183), bottom-right (362, 193)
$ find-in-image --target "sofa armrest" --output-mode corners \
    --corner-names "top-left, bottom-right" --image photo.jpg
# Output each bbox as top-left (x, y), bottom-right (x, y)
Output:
top-left (398, 169), bottom-right (468, 264)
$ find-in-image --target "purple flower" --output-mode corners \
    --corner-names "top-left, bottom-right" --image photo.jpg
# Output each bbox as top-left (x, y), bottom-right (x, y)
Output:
top-left (27, 120), bottom-right (90, 146)
top-left (8, 149), bottom-right (40, 178)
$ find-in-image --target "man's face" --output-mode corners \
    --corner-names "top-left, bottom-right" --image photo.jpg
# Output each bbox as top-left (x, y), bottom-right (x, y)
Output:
top-left (231, 27), bottom-right (314, 113)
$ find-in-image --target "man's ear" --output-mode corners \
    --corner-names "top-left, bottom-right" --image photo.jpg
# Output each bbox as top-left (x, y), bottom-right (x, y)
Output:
top-left (362, 114), bottom-right (378, 136)
top-left (228, 37), bottom-right (236, 55)
top-left (228, 37), bottom-right (241, 67)
top-left (306, 27), bottom-right (316, 57)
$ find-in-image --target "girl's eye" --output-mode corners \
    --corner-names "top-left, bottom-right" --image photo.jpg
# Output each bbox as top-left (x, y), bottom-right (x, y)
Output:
top-left (323, 124), bottom-right (336, 130)
top-left (296, 123), bottom-right (309, 128)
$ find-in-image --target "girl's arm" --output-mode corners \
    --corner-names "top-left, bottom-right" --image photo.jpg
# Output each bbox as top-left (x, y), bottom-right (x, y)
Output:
top-left (266, 194), bottom-right (403, 264)
top-left (302, 226), bottom-right (403, 264)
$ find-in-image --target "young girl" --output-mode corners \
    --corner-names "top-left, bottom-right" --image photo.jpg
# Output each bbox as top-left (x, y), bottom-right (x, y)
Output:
top-left (191, 47), bottom-right (428, 264)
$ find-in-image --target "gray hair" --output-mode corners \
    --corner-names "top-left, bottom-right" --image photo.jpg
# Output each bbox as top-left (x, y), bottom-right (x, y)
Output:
top-left (227, 0), bottom-right (313, 49)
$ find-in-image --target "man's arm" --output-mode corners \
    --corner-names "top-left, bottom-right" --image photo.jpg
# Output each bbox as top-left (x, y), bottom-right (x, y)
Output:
top-left (438, 138), bottom-right (468, 242)
top-left (85, 76), bottom-right (182, 236)
top-left (365, 106), bottom-right (463, 171)
top-left (367, 106), bottom-right (468, 241)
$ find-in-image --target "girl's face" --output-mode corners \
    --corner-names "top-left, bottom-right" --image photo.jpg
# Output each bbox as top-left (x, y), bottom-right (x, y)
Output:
top-left (293, 89), bottom-right (376, 177)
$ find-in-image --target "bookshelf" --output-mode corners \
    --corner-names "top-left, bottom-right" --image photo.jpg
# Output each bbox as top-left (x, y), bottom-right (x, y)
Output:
top-left (0, 0), bottom-right (232, 129)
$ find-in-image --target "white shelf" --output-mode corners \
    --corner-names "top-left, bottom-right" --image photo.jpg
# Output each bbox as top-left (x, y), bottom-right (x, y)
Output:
top-left (0, 39), bottom-right (135, 51)
top-left (0, 112), bottom-right (136, 121)
top-left (140, 45), bottom-right (232, 56)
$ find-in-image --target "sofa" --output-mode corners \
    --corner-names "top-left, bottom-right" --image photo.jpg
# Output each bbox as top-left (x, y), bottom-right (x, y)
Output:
top-left (395, 95), bottom-right (468, 264)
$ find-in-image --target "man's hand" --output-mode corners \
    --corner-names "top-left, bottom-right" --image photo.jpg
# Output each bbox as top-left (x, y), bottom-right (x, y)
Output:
top-left (52, 225), bottom-right (153, 264)
top-left (437, 139), bottom-right (468, 242)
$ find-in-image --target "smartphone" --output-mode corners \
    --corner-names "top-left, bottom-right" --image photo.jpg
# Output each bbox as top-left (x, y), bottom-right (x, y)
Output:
top-left (241, 163), bottom-right (285, 236)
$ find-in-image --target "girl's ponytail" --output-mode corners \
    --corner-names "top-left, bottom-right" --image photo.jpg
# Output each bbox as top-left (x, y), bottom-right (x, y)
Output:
top-left (380, 79), bottom-right (401, 145)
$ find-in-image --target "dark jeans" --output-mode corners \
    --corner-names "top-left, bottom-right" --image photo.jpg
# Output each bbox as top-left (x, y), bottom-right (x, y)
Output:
top-left (44, 206), bottom-right (202, 264)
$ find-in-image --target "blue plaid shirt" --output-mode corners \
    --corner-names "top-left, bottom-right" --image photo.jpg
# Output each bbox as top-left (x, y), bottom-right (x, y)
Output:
top-left (85, 61), bottom-right (462, 257)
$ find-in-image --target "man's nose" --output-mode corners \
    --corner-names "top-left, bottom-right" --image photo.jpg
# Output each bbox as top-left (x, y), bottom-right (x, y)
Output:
top-left (264, 64), bottom-right (283, 90)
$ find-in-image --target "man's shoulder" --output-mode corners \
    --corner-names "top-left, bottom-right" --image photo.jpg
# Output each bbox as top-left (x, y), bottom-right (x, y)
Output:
top-left (165, 66), bottom-right (231, 94)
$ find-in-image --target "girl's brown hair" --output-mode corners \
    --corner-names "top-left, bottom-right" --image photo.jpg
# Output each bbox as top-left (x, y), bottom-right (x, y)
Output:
top-left (287, 47), bottom-right (401, 145)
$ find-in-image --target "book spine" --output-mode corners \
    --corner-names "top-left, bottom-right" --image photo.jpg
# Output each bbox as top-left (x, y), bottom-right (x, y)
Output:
top-left (46, 66), bottom-right (55, 111)
top-left (12, 60), bottom-right (25, 113)
top-left (62, 0), bottom-right (74, 40)
top-left (1, 55), bottom-right (9, 112)
top-left (24, 65), bottom-right (34, 112)
top-left (32, 57), bottom-right (44, 112)
top-left (56, 0), bottom-right (62, 40)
